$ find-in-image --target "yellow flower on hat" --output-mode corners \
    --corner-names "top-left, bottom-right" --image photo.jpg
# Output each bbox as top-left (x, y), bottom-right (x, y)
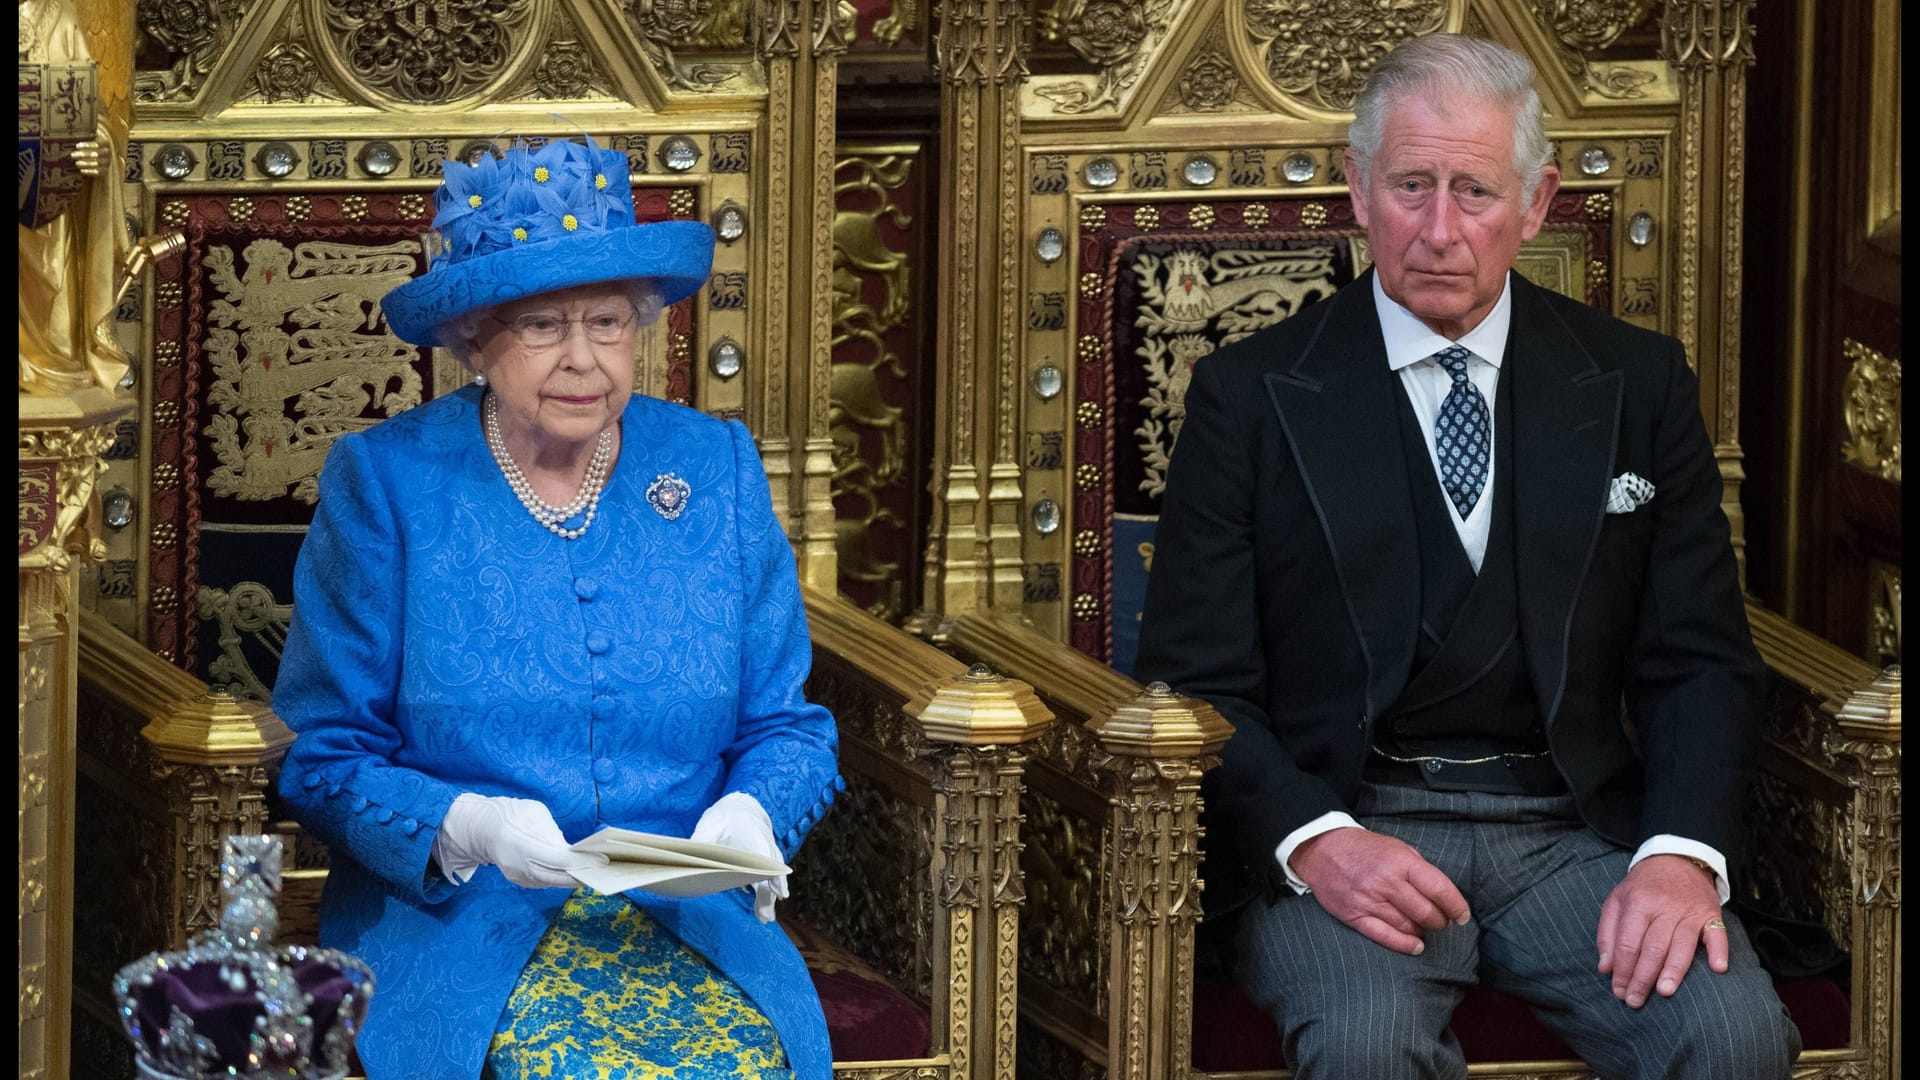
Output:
top-left (534, 166), bottom-right (550, 183)
top-left (512, 227), bottom-right (528, 241)
top-left (562, 214), bottom-right (579, 231)
top-left (594, 174), bottom-right (608, 190)
top-left (468, 194), bottom-right (483, 208)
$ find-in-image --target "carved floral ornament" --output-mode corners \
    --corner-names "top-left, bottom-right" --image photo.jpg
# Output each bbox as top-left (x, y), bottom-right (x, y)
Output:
top-left (1067, 0), bottom-right (1148, 66)
top-left (535, 40), bottom-right (598, 98)
top-left (254, 42), bottom-right (321, 102)
top-left (1239, 0), bottom-right (1449, 114)
top-left (1841, 338), bottom-right (1900, 484)
top-left (1034, 0), bottom-right (1173, 114)
top-left (1527, 0), bottom-right (1662, 99)
top-left (1177, 46), bottom-right (1241, 111)
top-left (314, 0), bottom-right (544, 106)
top-left (135, 0), bottom-right (241, 101)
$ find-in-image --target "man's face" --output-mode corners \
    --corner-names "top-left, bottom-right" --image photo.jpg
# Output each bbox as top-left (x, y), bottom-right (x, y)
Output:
top-left (1346, 94), bottom-right (1559, 339)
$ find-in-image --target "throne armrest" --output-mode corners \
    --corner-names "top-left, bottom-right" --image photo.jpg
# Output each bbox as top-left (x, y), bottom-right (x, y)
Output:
top-left (793, 587), bottom-right (1053, 1079)
top-left (1743, 603), bottom-right (1901, 1079)
top-left (941, 609), bottom-right (1230, 1080)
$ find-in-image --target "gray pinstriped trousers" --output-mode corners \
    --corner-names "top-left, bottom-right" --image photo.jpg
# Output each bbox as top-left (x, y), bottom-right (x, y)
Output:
top-left (1233, 783), bottom-right (1799, 1080)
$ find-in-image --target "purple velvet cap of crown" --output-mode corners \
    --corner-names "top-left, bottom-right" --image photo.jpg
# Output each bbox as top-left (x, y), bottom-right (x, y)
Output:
top-left (125, 963), bottom-right (268, 1070)
top-left (121, 951), bottom-right (368, 1078)
top-left (381, 137), bottom-right (715, 347)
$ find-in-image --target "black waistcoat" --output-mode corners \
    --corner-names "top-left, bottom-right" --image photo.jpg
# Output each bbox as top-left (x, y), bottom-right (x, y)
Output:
top-left (1374, 361), bottom-right (1549, 757)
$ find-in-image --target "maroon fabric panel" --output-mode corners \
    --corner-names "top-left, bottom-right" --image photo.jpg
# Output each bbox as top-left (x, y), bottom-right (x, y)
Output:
top-left (1773, 977), bottom-right (1852, 1051)
top-left (1192, 978), bottom-right (1849, 1071)
top-left (786, 920), bottom-right (932, 1062)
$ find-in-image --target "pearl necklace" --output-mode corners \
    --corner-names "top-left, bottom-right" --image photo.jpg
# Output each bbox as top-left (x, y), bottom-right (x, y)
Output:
top-left (483, 391), bottom-right (614, 540)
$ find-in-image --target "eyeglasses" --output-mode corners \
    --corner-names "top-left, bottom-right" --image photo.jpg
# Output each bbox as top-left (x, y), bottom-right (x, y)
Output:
top-left (485, 307), bottom-right (639, 348)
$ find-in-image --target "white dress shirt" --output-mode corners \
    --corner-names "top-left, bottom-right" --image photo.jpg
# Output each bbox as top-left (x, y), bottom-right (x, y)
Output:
top-left (1274, 273), bottom-right (1729, 903)
top-left (1376, 271), bottom-right (1508, 573)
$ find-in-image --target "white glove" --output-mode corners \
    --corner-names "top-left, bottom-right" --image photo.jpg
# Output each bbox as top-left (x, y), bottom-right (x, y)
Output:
top-left (691, 792), bottom-right (790, 923)
top-left (432, 793), bottom-right (609, 890)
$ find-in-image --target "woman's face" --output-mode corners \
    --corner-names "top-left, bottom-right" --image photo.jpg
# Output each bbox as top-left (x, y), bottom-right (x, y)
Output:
top-left (469, 282), bottom-right (640, 451)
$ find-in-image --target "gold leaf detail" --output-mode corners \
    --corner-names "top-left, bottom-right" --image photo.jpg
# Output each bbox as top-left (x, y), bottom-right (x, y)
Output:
top-left (1841, 339), bottom-right (1901, 483)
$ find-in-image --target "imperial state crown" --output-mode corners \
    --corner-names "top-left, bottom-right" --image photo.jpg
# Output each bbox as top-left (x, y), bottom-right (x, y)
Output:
top-left (113, 834), bottom-right (374, 1080)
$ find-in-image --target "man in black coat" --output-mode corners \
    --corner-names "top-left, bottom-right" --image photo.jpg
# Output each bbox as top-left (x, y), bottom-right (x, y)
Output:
top-left (1136, 33), bottom-right (1797, 1080)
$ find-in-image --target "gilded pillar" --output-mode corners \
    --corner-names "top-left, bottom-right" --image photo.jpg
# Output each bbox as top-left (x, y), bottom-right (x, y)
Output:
top-left (1830, 666), bottom-right (1902, 1079)
top-left (907, 664), bottom-right (1052, 1079)
top-left (757, 0), bottom-right (848, 591)
top-left (1089, 683), bottom-right (1232, 1080)
top-left (20, 6), bottom-right (141, 1075)
top-left (20, 395), bottom-right (125, 1080)
top-left (1662, 0), bottom-right (1756, 575)
top-left (927, 0), bottom-right (1030, 613)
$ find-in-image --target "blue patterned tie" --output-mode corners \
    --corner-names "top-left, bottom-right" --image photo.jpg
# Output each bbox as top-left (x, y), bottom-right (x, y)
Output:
top-left (1431, 345), bottom-right (1489, 516)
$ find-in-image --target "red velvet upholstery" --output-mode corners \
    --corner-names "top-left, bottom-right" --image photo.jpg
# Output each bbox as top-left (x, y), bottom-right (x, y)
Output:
top-left (1191, 978), bottom-right (1849, 1072)
top-left (785, 919), bottom-right (933, 1062)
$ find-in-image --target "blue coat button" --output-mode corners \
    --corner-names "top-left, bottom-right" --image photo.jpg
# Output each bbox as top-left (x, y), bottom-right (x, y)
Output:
top-left (592, 758), bottom-right (616, 783)
top-left (591, 698), bottom-right (618, 720)
top-left (575, 577), bottom-right (598, 601)
top-left (586, 631), bottom-right (611, 655)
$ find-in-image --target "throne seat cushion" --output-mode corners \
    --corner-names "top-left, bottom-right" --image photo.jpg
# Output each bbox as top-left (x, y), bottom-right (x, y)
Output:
top-left (1191, 977), bottom-right (1849, 1071)
top-left (784, 918), bottom-right (933, 1062)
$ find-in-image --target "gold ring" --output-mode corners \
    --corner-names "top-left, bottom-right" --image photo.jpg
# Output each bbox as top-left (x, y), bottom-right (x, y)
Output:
top-left (1704, 917), bottom-right (1727, 932)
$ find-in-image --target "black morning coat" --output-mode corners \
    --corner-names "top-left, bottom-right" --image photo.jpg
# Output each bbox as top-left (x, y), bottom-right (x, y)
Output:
top-left (1135, 269), bottom-right (1765, 921)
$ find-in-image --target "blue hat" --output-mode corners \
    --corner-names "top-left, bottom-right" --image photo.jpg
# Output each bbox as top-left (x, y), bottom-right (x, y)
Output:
top-left (382, 137), bottom-right (714, 347)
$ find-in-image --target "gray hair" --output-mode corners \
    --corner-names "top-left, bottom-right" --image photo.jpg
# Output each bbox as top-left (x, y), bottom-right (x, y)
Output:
top-left (1347, 34), bottom-right (1553, 211)
top-left (437, 278), bottom-right (665, 368)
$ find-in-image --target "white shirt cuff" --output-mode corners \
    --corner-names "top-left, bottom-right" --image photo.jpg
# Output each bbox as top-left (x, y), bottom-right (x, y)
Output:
top-left (1630, 835), bottom-right (1730, 905)
top-left (1274, 812), bottom-right (1365, 895)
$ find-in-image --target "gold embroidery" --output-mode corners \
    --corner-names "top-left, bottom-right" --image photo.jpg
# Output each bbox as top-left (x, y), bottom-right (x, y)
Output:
top-left (1131, 245), bottom-right (1338, 497)
top-left (202, 238), bottom-right (422, 503)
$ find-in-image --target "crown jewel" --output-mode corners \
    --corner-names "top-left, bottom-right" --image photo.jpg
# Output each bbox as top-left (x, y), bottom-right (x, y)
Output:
top-left (114, 835), bottom-right (375, 1080)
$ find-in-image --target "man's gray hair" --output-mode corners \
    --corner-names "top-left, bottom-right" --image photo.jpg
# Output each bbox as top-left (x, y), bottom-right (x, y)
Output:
top-left (1347, 34), bottom-right (1554, 211)
top-left (436, 278), bottom-right (664, 368)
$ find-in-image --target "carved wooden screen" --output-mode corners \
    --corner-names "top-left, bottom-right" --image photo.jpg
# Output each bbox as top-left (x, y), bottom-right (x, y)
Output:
top-left (997, 0), bottom-right (1747, 671)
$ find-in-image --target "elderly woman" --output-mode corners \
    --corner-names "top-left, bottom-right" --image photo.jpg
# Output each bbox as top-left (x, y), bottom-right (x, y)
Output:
top-left (272, 137), bottom-right (842, 1080)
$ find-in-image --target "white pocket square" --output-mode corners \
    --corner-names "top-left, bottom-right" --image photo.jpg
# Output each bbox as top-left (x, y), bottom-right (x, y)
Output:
top-left (1605, 472), bottom-right (1655, 514)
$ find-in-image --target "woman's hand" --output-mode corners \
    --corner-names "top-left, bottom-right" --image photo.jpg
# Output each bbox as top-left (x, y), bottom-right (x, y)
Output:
top-left (692, 793), bottom-right (790, 923)
top-left (432, 794), bottom-right (609, 889)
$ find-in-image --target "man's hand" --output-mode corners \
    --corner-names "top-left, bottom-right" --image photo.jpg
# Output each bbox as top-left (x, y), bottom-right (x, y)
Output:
top-left (1290, 828), bottom-right (1471, 955)
top-left (1596, 854), bottom-right (1726, 1008)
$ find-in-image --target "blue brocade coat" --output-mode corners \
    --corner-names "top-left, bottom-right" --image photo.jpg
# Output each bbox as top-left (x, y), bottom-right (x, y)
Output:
top-left (273, 385), bottom-right (844, 1080)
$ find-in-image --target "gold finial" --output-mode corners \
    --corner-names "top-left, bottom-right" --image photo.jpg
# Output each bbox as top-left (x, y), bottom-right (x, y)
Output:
top-left (907, 667), bottom-right (1052, 746)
